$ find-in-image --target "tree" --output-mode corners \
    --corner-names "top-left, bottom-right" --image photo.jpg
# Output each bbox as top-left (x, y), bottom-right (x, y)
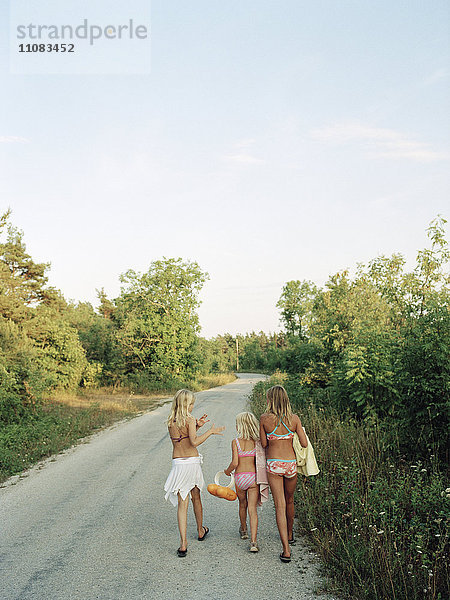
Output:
top-left (115, 258), bottom-right (209, 383)
top-left (0, 211), bottom-right (53, 322)
top-left (0, 211), bottom-right (90, 420)
top-left (277, 280), bottom-right (318, 337)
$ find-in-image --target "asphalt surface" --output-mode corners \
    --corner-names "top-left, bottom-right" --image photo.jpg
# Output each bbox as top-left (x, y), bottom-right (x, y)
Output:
top-left (0, 373), bottom-right (337, 600)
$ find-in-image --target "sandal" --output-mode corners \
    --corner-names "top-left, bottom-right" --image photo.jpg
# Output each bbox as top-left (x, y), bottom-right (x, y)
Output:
top-left (239, 527), bottom-right (249, 540)
top-left (280, 552), bottom-right (291, 563)
top-left (288, 537), bottom-right (296, 546)
top-left (198, 526), bottom-right (209, 541)
top-left (177, 547), bottom-right (187, 557)
top-left (249, 542), bottom-right (259, 552)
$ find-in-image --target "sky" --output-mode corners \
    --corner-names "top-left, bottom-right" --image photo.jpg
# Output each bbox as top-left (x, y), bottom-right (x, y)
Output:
top-left (0, 0), bottom-right (449, 338)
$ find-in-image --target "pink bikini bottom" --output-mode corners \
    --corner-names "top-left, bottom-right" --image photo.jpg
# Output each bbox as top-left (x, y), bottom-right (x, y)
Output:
top-left (234, 472), bottom-right (256, 490)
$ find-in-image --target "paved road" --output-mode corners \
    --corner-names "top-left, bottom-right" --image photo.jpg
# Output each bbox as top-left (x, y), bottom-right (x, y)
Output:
top-left (0, 374), bottom-right (335, 600)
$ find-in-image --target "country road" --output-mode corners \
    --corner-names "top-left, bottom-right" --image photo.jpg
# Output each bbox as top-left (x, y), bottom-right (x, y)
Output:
top-left (0, 374), bottom-right (337, 600)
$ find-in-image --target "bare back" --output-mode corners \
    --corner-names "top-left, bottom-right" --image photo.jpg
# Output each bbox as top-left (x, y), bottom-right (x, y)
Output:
top-left (260, 413), bottom-right (307, 459)
top-left (168, 419), bottom-right (199, 458)
top-left (234, 438), bottom-right (256, 474)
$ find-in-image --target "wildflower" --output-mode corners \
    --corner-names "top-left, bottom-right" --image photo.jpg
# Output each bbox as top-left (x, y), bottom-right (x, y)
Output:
top-left (377, 530), bottom-right (384, 535)
top-left (417, 550), bottom-right (423, 554)
top-left (379, 511), bottom-right (385, 516)
top-left (420, 468), bottom-right (427, 472)
top-left (446, 488), bottom-right (450, 493)
top-left (434, 518), bottom-right (442, 524)
top-left (435, 534), bottom-right (441, 537)
top-left (310, 527), bottom-right (317, 531)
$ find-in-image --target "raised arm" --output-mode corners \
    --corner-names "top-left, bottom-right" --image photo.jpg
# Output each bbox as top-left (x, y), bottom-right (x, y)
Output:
top-left (294, 414), bottom-right (308, 447)
top-left (195, 413), bottom-right (209, 429)
top-left (187, 416), bottom-right (224, 447)
top-left (224, 439), bottom-right (239, 476)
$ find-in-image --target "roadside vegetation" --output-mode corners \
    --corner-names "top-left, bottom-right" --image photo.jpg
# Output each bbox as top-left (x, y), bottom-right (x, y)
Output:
top-left (245, 217), bottom-right (449, 600)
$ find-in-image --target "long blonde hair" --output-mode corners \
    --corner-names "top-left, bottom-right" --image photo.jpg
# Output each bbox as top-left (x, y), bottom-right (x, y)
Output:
top-left (236, 412), bottom-right (259, 441)
top-left (167, 389), bottom-right (195, 428)
top-left (266, 385), bottom-right (293, 425)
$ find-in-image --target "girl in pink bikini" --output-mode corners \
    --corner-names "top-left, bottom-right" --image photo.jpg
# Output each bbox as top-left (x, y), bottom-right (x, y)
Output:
top-left (224, 412), bottom-right (260, 552)
top-left (260, 385), bottom-right (308, 563)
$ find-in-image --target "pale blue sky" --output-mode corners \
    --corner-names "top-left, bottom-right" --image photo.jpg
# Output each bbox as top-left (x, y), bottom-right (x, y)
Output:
top-left (1, 1), bottom-right (449, 337)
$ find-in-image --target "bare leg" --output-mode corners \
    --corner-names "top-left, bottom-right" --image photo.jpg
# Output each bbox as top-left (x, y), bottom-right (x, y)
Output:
top-left (190, 486), bottom-right (204, 537)
top-left (284, 475), bottom-right (297, 541)
top-left (236, 487), bottom-right (248, 532)
top-left (247, 485), bottom-right (259, 543)
top-left (177, 493), bottom-right (189, 551)
top-left (268, 472), bottom-right (290, 557)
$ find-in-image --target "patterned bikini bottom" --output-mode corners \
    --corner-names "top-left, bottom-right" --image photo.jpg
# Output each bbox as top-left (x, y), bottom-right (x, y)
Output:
top-left (266, 459), bottom-right (297, 479)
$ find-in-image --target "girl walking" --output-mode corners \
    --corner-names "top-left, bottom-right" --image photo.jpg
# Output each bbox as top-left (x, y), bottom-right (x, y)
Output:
top-left (259, 385), bottom-right (308, 563)
top-left (164, 389), bottom-right (224, 557)
top-left (224, 412), bottom-right (261, 552)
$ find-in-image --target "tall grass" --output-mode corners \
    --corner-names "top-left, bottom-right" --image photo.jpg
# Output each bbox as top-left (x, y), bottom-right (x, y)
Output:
top-left (0, 401), bottom-right (128, 482)
top-left (249, 377), bottom-right (449, 600)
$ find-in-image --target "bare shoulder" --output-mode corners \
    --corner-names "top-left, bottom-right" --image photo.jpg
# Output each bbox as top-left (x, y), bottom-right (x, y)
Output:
top-left (185, 415), bottom-right (195, 425)
top-left (260, 413), bottom-right (275, 430)
top-left (291, 413), bottom-right (302, 426)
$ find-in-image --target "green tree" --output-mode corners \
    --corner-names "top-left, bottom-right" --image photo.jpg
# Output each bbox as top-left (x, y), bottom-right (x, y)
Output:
top-left (115, 258), bottom-right (209, 385)
top-left (277, 280), bottom-right (318, 337)
top-left (0, 211), bottom-right (55, 322)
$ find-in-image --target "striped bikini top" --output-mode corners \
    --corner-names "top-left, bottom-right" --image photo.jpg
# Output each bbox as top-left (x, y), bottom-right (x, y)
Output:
top-left (266, 419), bottom-right (295, 441)
top-left (235, 438), bottom-right (256, 457)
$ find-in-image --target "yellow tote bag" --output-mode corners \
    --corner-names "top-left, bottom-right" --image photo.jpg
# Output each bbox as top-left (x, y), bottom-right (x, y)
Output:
top-left (293, 431), bottom-right (320, 477)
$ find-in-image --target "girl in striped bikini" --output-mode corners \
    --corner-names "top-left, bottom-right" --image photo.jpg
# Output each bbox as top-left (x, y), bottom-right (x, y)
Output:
top-left (224, 412), bottom-right (260, 552)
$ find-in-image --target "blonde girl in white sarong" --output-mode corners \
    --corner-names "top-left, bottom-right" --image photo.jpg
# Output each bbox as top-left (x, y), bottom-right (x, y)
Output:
top-left (164, 389), bottom-right (225, 557)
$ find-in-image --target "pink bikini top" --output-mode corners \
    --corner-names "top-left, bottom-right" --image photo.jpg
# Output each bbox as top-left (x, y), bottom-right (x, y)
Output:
top-left (266, 419), bottom-right (295, 441)
top-left (235, 438), bottom-right (256, 457)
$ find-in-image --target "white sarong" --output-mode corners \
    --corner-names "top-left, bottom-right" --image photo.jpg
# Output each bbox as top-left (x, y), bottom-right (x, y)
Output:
top-left (164, 454), bottom-right (205, 507)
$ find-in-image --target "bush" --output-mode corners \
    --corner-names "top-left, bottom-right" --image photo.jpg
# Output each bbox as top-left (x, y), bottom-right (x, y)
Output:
top-left (249, 376), bottom-right (449, 600)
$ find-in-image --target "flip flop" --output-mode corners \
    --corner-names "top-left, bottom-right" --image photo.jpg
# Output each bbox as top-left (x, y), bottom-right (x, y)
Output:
top-left (280, 552), bottom-right (291, 563)
top-left (288, 537), bottom-right (296, 546)
top-left (177, 547), bottom-right (187, 557)
top-left (198, 526), bottom-right (209, 541)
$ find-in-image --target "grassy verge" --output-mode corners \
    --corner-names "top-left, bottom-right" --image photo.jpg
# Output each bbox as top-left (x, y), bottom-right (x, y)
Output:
top-left (0, 372), bottom-right (236, 483)
top-left (249, 375), bottom-right (449, 600)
